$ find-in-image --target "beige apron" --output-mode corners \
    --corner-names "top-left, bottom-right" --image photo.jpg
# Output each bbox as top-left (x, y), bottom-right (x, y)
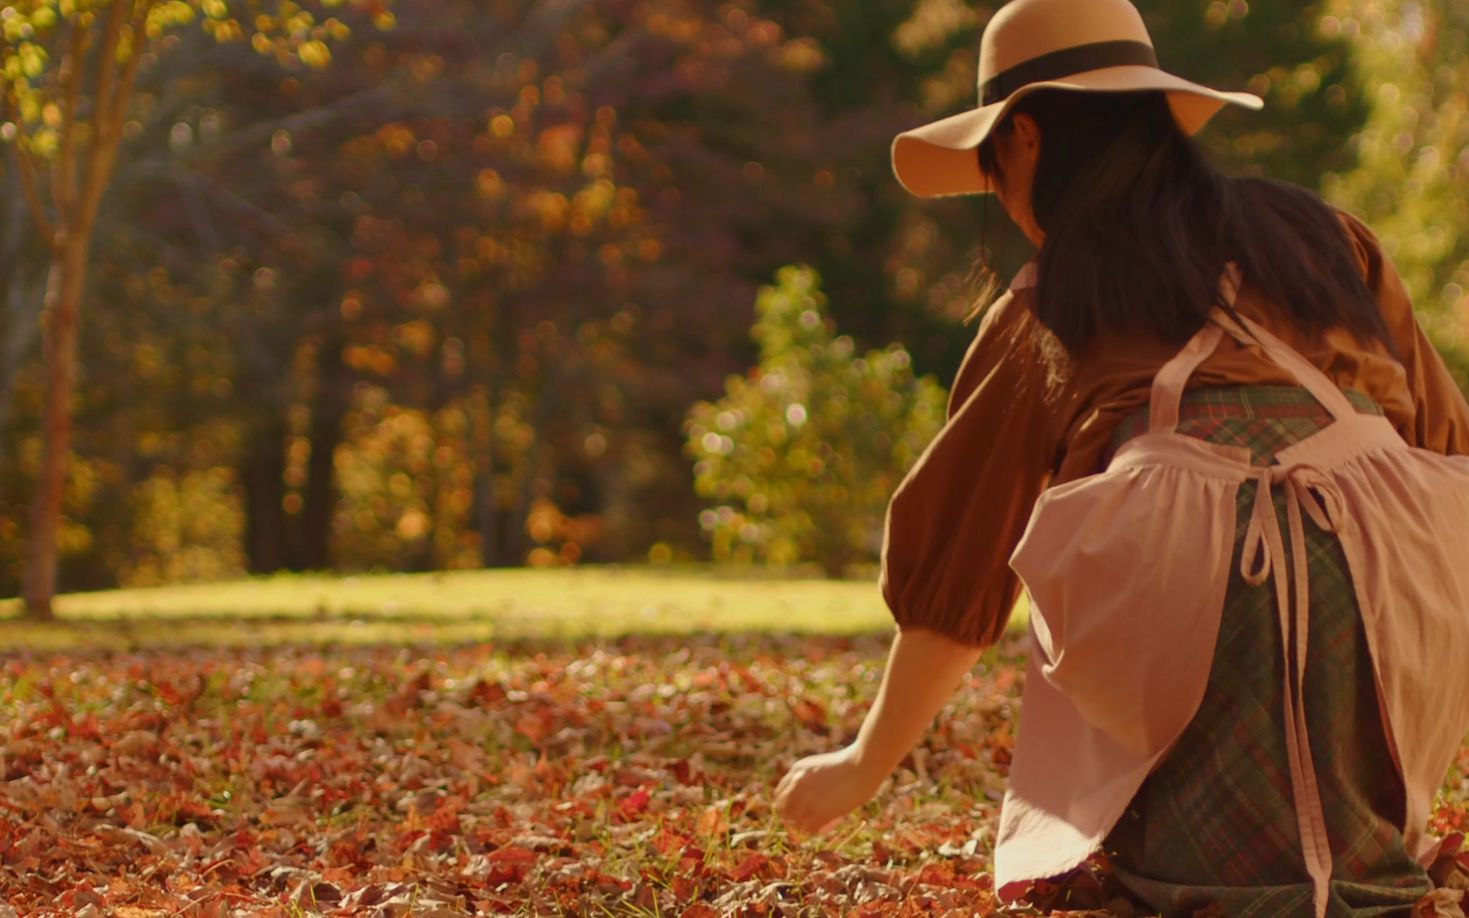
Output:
top-left (1000, 271), bottom-right (1469, 917)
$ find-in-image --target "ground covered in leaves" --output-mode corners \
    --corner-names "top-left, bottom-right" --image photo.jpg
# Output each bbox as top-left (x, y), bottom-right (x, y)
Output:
top-left (3, 629), bottom-right (1468, 916)
top-left (0, 632), bottom-right (1026, 916)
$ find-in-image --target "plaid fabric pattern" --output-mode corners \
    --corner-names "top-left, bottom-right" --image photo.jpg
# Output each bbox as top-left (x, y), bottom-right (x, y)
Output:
top-left (1102, 386), bottom-right (1430, 918)
top-left (1104, 385), bottom-right (1385, 467)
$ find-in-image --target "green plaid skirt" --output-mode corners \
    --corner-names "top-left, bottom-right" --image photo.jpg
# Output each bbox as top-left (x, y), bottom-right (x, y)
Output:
top-left (1100, 386), bottom-right (1432, 918)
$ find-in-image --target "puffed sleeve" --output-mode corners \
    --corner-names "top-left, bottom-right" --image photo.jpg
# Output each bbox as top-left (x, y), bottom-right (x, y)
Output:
top-left (1339, 211), bottom-right (1469, 456)
top-left (879, 274), bottom-right (1055, 647)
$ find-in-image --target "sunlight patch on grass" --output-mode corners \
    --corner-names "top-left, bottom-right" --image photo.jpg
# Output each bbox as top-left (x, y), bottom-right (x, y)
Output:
top-left (0, 566), bottom-right (1030, 651)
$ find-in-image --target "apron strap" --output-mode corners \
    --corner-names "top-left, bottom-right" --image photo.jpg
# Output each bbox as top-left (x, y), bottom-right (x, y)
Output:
top-left (1210, 307), bottom-right (1358, 423)
top-left (1148, 324), bottom-right (1224, 433)
top-left (1147, 265), bottom-right (1241, 433)
top-left (1149, 264), bottom-right (1357, 433)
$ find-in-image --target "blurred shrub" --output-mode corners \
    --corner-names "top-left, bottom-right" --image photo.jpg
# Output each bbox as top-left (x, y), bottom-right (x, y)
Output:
top-left (524, 496), bottom-right (604, 568)
top-left (332, 390), bottom-right (480, 572)
top-left (121, 467), bottom-right (246, 588)
top-left (686, 266), bottom-right (945, 578)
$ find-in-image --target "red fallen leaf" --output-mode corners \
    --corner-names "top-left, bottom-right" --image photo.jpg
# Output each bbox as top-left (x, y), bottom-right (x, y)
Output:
top-left (488, 845), bottom-right (538, 865)
top-left (735, 667), bottom-right (764, 694)
top-left (393, 828), bottom-right (428, 855)
top-left (515, 712), bottom-right (551, 744)
top-left (118, 799), bottom-right (148, 828)
top-left (652, 827), bottom-right (691, 857)
top-left (466, 678), bottom-right (509, 705)
top-left (585, 869), bottom-right (632, 893)
top-left (487, 863), bottom-right (531, 886)
top-left (681, 905), bottom-right (719, 918)
top-left (696, 805), bottom-right (728, 838)
top-left (385, 669), bottom-right (434, 716)
top-left (792, 698), bottom-right (826, 730)
top-left (619, 787), bottom-right (652, 819)
top-left (679, 852), bottom-right (708, 879)
top-left (988, 732), bottom-right (1014, 767)
top-left (997, 878), bottom-right (1035, 904)
top-left (730, 852), bottom-right (772, 882)
top-left (426, 795), bottom-right (466, 834)
top-left (155, 792), bottom-right (215, 825)
top-left (297, 879), bottom-right (344, 906)
top-left (1438, 810), bottom-right (1469, 834)
top-left (670, 873), bottom-right (702, 901)
top-left (234, 844), bottom-right (270, 877)
top-left (327, 833), bottom-right (369, 868)
top-left (669, 757), bottom-right (701, 785)
top-left (155, 676), bottom-right (205, 708)
top-left (72, 711), bottom-right (103, 741)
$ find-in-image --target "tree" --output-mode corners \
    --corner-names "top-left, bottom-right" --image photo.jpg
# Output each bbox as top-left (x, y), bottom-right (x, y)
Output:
top-left (213, 0), bottom-right (863, 570)
top-left (686, 265), bottom-right (945, 578)
top-left (0, 0), bottom-right (390, 618)
top-left (1322, 0), bottom-right (1469, 380)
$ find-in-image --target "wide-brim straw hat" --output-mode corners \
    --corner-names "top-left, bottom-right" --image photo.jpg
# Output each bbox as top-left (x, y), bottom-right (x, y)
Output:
top-left (892, 0), bottom-right (1264, 197)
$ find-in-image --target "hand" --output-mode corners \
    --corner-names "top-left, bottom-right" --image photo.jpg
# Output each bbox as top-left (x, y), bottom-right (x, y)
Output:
top-left (773, 745), bottom-right (886, 837)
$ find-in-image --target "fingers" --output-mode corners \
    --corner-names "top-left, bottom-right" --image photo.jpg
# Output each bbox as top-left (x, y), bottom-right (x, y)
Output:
top-left (773, 765), bottom-right (807, 830)
top-left (773, 759), bottom-right (838, 837)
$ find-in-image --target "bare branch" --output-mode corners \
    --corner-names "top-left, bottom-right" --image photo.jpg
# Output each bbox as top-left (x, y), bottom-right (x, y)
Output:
top-left (88, 0), bottom-right (129, 143)
top-left (78, 0), bottom-right (152, 239)
top-left (53, 17), bottom-right (92, 219)
top-left (67, 0), bottom-right (130, 239)
top-left (197, 84), bottom-right (398, 163)
top-left (101, 2), bottom-right (151, 154)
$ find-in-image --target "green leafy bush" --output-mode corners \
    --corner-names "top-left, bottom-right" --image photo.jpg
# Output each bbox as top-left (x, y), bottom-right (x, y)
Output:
top-left (686, 266), bottom-right (946, 577)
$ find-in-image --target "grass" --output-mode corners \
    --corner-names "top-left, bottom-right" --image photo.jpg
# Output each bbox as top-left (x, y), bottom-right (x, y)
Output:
top-left (0, 565), bottom-right (1031, 651)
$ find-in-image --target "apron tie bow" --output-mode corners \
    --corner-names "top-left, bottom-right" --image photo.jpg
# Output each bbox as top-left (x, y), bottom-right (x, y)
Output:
top-left (1238, 461), bottom-right (1342, 910)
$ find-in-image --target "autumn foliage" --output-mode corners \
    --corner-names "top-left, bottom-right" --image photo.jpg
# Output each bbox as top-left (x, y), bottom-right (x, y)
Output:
top-left (5, 0), bottom-right (1437, 595)
top-left (0, 633), bottom-right (1024, 915)
top-left (5, 628), bottom-right (1469, 914)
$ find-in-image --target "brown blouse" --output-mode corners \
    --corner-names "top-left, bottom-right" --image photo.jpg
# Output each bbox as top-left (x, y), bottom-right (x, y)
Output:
top-left (879, 211), bottom-right (1469, 648)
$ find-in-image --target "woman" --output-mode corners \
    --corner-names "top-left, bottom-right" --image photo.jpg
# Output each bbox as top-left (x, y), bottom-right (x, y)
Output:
top-left (772, 0), bottom-right (1469, 915)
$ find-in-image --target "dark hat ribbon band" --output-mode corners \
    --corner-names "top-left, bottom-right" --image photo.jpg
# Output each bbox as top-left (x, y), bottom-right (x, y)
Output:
top-left (980, 39), bottom-right (1160, 105)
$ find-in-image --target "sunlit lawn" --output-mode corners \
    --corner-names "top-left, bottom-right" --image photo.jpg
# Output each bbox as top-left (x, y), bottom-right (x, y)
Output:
top-left (0, 565), bottom-right (1031, 651)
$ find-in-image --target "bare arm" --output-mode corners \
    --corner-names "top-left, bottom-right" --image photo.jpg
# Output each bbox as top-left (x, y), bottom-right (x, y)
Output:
top-left (851, 627), bottom-right (986, 776)
top-left (774, 626), bottom-right (984, 834)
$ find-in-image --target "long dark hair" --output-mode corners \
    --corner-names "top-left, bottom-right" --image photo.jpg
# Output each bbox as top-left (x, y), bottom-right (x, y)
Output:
top-left (977, 89), bottom-right (1393, 358)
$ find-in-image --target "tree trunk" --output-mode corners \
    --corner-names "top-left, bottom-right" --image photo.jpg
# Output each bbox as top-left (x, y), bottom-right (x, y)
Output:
top-left (298, 338), bottom-right (349, 571)
top-left (241, 418), bottom-right (289, 574)
top-left (470, 384), bottom-right (501, 567)
top-left (21, 235), bottom-right (91, 619)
